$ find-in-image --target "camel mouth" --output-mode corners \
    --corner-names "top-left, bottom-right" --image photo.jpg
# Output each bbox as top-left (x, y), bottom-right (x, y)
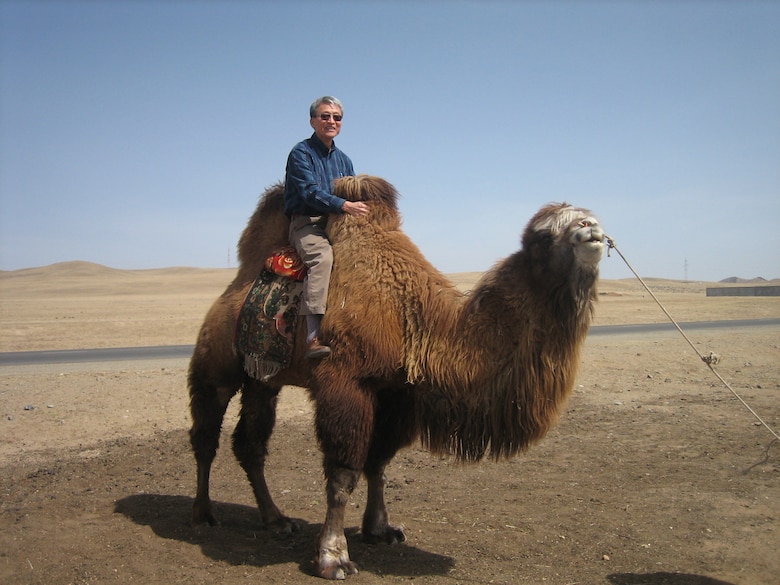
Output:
top-left (574, 229), bottom-right (606, 264)
top-left (581, 239), bottom-right (605, 252)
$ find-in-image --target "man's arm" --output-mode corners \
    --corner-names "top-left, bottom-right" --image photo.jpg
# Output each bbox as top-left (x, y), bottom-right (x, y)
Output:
top-left (286, 146), bottom-right (346, 214)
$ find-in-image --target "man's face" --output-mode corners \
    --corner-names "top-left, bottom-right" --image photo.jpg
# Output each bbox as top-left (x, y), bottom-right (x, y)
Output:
top-left (310, 103), bottom-right (343, 145)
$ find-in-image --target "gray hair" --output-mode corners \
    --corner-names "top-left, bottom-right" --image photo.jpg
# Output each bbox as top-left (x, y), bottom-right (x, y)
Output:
top-left (309, 96), bottom-right (343, 118)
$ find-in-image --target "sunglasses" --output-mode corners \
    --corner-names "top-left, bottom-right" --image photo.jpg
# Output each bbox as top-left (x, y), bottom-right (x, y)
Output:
top-left (318, 113), bottom-right (343, 122)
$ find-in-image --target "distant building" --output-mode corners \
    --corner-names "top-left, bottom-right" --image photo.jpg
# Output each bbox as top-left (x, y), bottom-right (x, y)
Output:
top-left (706, 286), bottom-right (780, 297)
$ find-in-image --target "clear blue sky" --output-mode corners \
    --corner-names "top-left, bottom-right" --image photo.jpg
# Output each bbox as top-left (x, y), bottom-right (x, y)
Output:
top-left (2, 0), bottom-right (778, 281)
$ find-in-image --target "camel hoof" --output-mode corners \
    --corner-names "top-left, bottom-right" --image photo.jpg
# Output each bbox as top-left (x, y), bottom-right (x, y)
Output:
top-left (191, 501), bottom-right (220, 527)
top-left (315, 559), bottom-right (358, 580)
top-left (268, 516), bottom-right (301, 534)
top-left (362, 525), bottom-right (406, 545)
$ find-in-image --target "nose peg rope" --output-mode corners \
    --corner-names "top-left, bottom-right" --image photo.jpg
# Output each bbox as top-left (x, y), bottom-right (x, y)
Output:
top-left (604, 235), bottom-right (780, 444)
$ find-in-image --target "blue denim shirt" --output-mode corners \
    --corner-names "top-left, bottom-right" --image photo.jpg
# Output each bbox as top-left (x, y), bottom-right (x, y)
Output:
top-left (284, 133), bottom-right (355, 216)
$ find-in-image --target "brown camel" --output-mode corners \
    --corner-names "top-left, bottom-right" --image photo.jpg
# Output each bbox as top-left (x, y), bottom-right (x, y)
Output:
top-left (187, 174), bottom-right (605, 579)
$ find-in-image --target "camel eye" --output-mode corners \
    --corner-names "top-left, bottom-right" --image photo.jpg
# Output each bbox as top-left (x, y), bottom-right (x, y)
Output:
top-left (579, 220), bottom-right (592, 227)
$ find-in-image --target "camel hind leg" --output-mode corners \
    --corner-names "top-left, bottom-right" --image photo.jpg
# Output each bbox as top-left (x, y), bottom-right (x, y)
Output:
top-left (232, 379), bottom-right (299, 533)
top-left (188, 368), bottom-right (239, 527)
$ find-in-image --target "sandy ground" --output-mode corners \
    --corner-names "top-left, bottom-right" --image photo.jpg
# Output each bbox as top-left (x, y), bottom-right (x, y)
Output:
top-left (0, 262), bottom-right (778, 585)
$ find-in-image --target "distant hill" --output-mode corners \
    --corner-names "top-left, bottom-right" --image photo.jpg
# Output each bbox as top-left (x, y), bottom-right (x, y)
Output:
top-left (718, 276), bottom-right (776, 284)
top-left (0, 261), bottom-right (127, 278)
top-left (1, 261), bottom-right (777, 286)
top-left (0, 261), bottom-right (220, 278)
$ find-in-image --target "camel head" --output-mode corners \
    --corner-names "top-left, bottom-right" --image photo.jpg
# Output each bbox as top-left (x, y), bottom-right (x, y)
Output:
top-left (522, 202), bottom-right (605, 275)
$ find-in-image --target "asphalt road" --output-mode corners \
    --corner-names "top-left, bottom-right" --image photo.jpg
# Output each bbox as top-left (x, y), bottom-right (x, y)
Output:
top-left (1, 319), bottom-right (778, 367)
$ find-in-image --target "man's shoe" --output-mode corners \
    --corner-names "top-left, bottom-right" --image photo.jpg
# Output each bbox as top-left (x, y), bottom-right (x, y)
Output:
top-left (306, 337), bottom-right (331, 360)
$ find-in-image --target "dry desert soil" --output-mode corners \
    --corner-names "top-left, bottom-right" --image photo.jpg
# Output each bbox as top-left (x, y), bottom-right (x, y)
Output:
top-left (1, 261), bottom-right (778, 585)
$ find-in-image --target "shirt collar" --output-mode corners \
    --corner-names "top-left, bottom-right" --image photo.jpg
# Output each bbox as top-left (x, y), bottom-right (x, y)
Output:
top-left (310, 133), bottom-right (335, 155)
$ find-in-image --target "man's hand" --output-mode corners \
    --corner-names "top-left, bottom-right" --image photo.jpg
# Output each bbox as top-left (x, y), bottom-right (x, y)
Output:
top-left (342, 200), bottom-right (370, 217)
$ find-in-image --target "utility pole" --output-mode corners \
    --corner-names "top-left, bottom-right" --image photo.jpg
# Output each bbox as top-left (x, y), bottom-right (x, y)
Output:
top-left (684, 258), bottom-right (688, 282)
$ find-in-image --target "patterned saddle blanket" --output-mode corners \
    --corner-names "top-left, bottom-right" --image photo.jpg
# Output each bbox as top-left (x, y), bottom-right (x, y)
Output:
top-left (234, 247), bottom-right (306, 381)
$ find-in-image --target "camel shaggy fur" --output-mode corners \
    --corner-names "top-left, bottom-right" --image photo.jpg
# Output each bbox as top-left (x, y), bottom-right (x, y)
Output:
top-left (187, 175), bottom-right (605, 579)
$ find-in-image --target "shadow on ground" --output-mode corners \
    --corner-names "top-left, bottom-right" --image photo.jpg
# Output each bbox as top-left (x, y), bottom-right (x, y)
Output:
top-left (115, 493), bottom-right (455, 579)
top-left (608, 573), bottom-right (736, 585)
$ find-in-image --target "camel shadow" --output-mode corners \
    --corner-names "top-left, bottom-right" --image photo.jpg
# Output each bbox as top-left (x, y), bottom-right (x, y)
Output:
top-left (607, 573), bottom-right (736, 585)
top-left (114, 493), bottom-right (454, 578)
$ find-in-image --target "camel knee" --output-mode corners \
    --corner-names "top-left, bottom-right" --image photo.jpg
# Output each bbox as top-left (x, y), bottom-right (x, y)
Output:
top-left (231, 419), bottom-right (271, 468)
top-left (189, 403), bottom-right (221, 456)
top-left (231, 385), bottom-right (279, 467)
top-left (188, 378), bottom-right (237, 472)
top-left (325, 464), bottom-right (360, 504)
top-left (190, 425), bottom-right (220, 462)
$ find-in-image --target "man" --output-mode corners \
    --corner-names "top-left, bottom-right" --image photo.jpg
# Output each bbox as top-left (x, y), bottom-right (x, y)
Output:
top-left (284, 96), bottom-right (369, 359)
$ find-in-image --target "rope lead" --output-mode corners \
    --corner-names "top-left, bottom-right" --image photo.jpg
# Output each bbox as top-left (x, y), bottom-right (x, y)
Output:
top-left (604, 235), bottom-right (780, 443)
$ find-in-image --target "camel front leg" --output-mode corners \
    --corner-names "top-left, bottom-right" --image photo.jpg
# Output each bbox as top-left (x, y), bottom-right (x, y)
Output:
top-left (361, 385), bottom-right (414, 544)
top-left (362, 467), bottom-right (406, 545)
top-left (312, 367), bottom-right (377, 578)
top-left (316, 464), bottom-right (360, 580)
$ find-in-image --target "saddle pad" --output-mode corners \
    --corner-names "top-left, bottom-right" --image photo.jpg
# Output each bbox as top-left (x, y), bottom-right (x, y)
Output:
top-left (234, 269), bottom-right (303, 380)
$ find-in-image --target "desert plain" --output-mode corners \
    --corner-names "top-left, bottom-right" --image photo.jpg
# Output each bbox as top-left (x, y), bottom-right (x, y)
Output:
top-left (0, 261), bottom-right (778, 585)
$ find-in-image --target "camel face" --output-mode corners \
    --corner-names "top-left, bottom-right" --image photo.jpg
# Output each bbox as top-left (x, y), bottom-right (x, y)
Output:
top-left (526, 203), bottom-right (605, 268)
top-left (568, 215), bottom-right (605, 266)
